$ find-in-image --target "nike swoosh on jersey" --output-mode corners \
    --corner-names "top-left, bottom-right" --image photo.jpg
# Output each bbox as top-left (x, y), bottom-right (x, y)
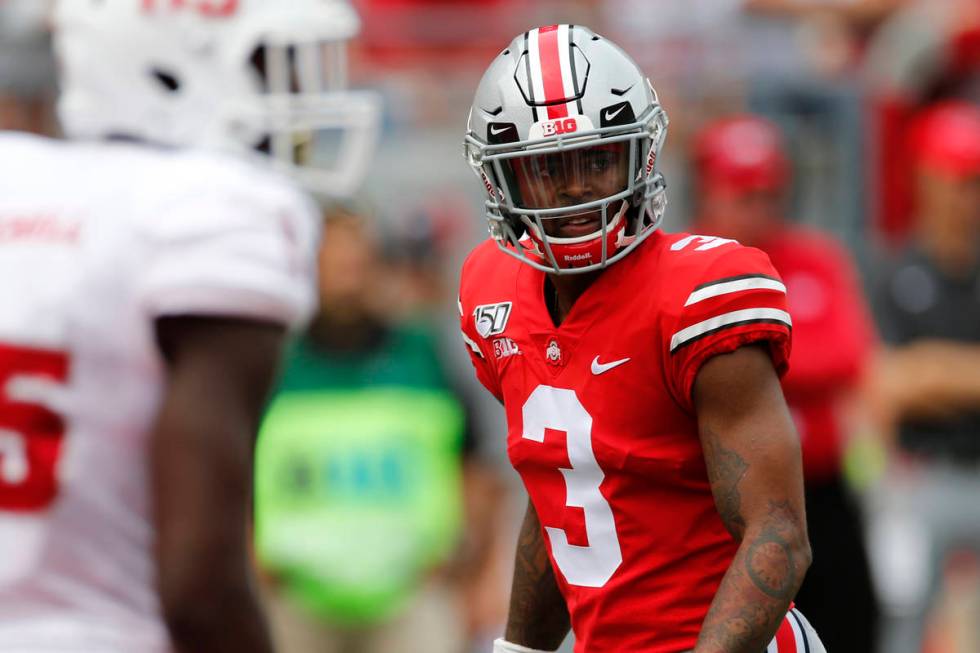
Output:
top-left (591, 356), bottom-right (631, 375)
top-left (603, 105), bottom-right (626, 122)
top-left (489, 125), bottom-right (513, 135)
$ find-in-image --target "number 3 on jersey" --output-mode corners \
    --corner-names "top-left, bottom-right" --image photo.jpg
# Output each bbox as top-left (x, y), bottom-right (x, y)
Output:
top-left (522, 385), bottom-right (622, 587)
top-left (0, 343), bottom-right (69, 511)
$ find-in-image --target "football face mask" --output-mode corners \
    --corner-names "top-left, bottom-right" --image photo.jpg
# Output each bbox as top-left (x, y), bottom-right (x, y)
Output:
top-left (464, 25), bottom-right (669, 275)
top-left (472, 119), bottom-right (664, 273)
top-left (506, 142), bottom-right (632, 265)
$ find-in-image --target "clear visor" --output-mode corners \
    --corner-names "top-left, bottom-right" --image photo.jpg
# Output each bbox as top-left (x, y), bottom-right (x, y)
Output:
top-left (502, 142), bottom-right (630, 210)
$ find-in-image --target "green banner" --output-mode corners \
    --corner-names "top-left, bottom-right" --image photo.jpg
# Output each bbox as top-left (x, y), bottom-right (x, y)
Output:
top-left (254, 387), bottom-right (464, 625)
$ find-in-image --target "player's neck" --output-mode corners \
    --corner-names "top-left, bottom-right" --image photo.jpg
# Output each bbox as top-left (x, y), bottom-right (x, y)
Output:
top-left (545, 271), bottom-right (602, 326)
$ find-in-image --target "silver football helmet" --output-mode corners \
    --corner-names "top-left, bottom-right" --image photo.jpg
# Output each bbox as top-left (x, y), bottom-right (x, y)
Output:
top-left (464, 25), bottom-right (668, 274)
top-left (54, 0), bottom-right (380, 198)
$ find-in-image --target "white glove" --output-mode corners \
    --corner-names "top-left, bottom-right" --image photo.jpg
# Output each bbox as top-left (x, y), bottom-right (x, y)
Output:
top-left (492, 638), bottom-right (555, 653)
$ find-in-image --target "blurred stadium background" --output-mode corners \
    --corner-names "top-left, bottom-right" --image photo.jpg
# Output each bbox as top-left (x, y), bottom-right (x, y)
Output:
top-left (3, 1), bottom-right (979, 652)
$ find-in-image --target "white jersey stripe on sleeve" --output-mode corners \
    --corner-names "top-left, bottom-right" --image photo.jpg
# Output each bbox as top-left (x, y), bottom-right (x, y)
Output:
top-left (526, 29), bottom-right (546, 107)
top-left (789, 609), bottom-right (812, 653)
top-left (462, 330), bottom-right (483, 358)
top-left (670, 308), bottom-right (792, 353)
top-left (684, 275), bottom-right (786, 306)
top-left (767, 639), bottom-right (779, 653)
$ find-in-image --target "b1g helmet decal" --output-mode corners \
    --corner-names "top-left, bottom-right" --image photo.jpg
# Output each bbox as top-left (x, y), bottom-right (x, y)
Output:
top-left (464, 24), bottom-right (669, 275)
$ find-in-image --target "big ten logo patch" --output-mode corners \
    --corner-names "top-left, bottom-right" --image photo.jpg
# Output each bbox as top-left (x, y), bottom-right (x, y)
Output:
top-left (529, 115), bottom-right (595, 141)
top-left (474, 302), bottom-right (512, 338)
top-left (541, 118), bottom-right (579, 137)
top-left (492, 337), bottom-right (521, 360)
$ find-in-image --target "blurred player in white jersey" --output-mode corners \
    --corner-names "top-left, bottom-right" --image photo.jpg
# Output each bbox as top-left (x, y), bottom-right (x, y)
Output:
top-left (0, 1), bottom-right (379, 651)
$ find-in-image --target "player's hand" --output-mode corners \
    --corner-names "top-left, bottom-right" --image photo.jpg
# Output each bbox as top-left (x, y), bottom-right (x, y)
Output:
top-left (492, 638), bottom-right (556, 653)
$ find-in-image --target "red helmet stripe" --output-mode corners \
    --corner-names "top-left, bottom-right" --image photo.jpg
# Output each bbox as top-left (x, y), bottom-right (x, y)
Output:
top-left (537, 25), bottom-right (569, 119)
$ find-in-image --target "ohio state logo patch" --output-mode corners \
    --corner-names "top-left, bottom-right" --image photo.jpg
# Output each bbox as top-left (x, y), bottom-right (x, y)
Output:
top-left (474, 302), bottom-right (512, 338)
top-left (545, 338), bottom-right (562, 366)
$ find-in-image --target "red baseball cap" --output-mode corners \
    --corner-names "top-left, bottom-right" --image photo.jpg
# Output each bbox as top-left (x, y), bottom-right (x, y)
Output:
top-left (693, 115), bottom-right (790, 192)
top-left (909, 101), bottom-right (980, 178)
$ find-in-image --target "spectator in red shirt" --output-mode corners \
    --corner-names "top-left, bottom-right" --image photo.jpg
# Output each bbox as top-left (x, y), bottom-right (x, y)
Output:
top-left (691, 115), bottom-right (879, 653)
top-left (868, 100), bottom-right (980, 653)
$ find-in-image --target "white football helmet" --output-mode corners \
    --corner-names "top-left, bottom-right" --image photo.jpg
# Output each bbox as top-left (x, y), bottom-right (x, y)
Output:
top-left (464, 25), bottom-right (668, 274)
top-left (54, 0), bottom-right (380, 198)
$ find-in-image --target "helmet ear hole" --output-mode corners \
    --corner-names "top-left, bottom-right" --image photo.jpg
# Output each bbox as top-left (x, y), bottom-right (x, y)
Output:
top-left (150, 68), bottom-right (181, 93)
top-left (248, 45), bottom-right (268, 92)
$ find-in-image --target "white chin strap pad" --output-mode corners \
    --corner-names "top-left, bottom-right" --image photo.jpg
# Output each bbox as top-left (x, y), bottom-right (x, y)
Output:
top-left (492, 638), bottom-right (556, 653)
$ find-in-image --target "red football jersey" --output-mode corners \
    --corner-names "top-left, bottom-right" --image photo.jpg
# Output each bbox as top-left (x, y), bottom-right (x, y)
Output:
top-left (458, 231), bottom-right (793, 653)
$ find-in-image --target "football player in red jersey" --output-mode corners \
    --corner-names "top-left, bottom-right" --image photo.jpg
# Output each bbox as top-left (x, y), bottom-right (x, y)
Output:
top-left (459, 26), bottom-right (828, 653)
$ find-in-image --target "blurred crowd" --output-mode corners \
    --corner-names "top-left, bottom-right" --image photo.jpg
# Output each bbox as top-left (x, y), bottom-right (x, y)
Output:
top-left (2, 0), bottom-right (979, 652)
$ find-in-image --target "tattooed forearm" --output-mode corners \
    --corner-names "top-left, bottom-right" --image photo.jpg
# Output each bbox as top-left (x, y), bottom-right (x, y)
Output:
top-left (696, 426), bottom-right (810, 653)
top-left (504, 500), bottom-right (570, 649)
top-left (694, 499), bottom-right (810, 652)
top-left (695, 501), bottom-right (810, 653)
top-left (700, 426), bottom-right (748, 540)
top-left (695, 544), bottom-right (789, 652)
top-left (745, 500), bottom-right (799, 600)
top-left (691, 344), bottom-right (811, 651)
